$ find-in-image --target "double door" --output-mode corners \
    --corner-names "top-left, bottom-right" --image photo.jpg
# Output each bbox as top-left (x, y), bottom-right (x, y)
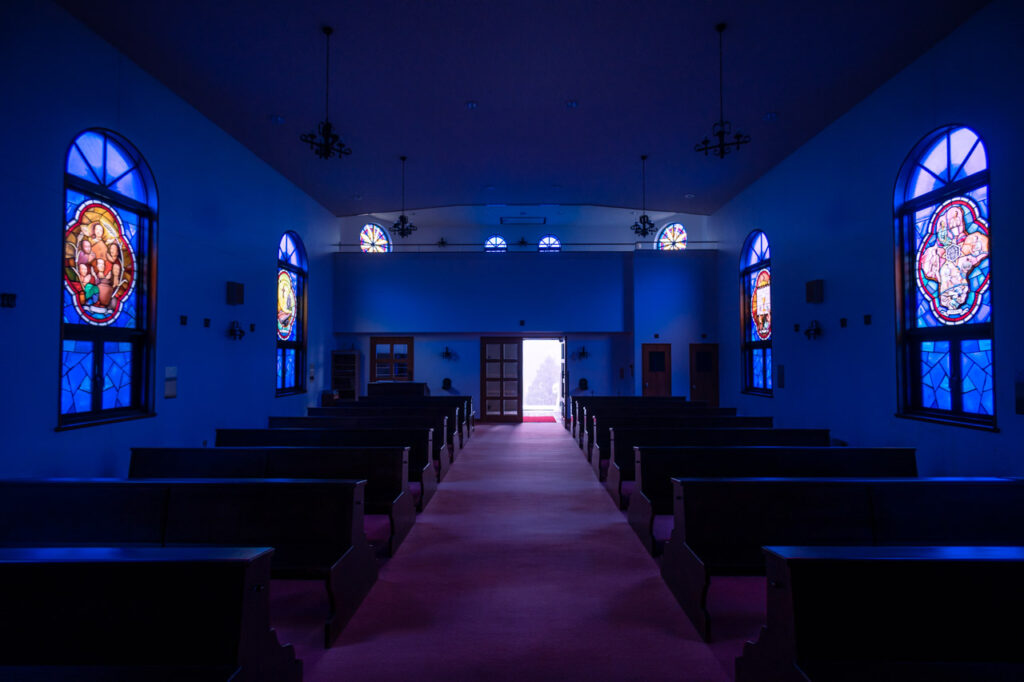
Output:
top-left (480, 337), bottom-right (522, 423)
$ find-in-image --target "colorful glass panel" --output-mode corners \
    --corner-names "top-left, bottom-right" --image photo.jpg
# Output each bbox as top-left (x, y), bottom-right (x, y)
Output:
top-left (102, 341), bottom-right (133, 409)
top-left (538, 235), bottom-right (561, 252)
top-left (907, 127), bottom-right (985, 202)
top-left (915, 196), bottom-right (990, 327)
top-left (485, 235), bottom-right (507, 252)
top-left (657, 223), bottom-right (687, 251)
top-left (277, 268), bottom-right (298, 341)
top-left (276, 349), bottom-right (283, 390)
top-left (285, 349), bottom-right (296, 389)
top-left (751, 268), bottom-right (772, 340)
top-left (63, 198), bottom-right (138, 328)
top-left (752, 348), bottom-right (764, 389)
top-left (766, 347), bottom-right (773, 390)
top-left (360, 224), bottom-right (391, 253)
top-left (961, 339), bottom-right (994, 415)
top-left (61, 340), bottom-right (94, 414)
top-left (920, 341), bottom-right (952, 411)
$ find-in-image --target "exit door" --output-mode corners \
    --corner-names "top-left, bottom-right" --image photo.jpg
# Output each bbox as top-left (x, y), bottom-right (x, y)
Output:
top-left (689, 343), bottom-right (719, 406)
top-left (641, 343), bottom-right (671, 396)
top-left (481, 337), bottom-right (523, 423)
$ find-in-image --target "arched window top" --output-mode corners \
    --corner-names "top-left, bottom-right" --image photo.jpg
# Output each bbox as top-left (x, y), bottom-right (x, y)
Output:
top-left (898, 125), bottom-right (987, 206)
top-left (278, 231), bottom-right (307, 270)
top-left (742, 230), bottom-right (770, 268)
top-left (360, 223), bottom-right (392, 253)
top-left (66, 129), bottom-right (157, 210)
top-left (485, 235), bottom-right (507, 252)
top-left (656, 223), bottom-right (687, 251)
top-left (538, 234), bottom-right (561, 252)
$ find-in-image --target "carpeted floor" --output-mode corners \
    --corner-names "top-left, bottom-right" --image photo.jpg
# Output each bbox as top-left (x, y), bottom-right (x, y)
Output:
top-left (272, 422), bottom-right (759, 681)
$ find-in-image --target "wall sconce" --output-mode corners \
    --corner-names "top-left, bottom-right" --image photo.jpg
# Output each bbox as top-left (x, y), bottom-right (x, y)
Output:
top-left (441, 346), bottom-right (455, 361)
top-left (804, 320), bottom-right (822, 340)
top-left (575, 346), bottom-right (590, 360)
top-left (227, 320), bottom-right (245, 340)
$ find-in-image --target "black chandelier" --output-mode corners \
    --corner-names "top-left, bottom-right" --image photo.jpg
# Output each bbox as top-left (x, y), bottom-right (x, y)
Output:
top-left (391, 156), bottom-right (417, 238)
top-left (300, 26), bottom-right (352, 160)
top-left (694, 23), bottom-right (750, 159)
top-left (630, 155), bottom-right (657, 238)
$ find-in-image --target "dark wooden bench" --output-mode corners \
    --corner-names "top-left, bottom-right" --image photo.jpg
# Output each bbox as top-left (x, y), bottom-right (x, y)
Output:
top-left (356, 395), bottom-right (474, 443)
top-left (0, 478), bottom-right (378, 648)
top-left (0, 546), bottom-right (302, 681)
top-left (130, 446), bottom-right (416, 557)
top-left (367, 381), bottom-right (430, 397)
top-left (660, 477), bottom-right (1024, 641)
top-left (268, 416), bottom-right (453, 480)
top-left (736, 545), bottom-right (1024, 682)
top-left (570, 396), bottom-right (694, 441)
top-left (216, 427), bottom-right (439, 504)
top-left (308, 404), bottom-right (462, 453)
top-left (628, 447), bottom-right (918, 555)
top-left (585, 407), bottom-right (740, 462)
top-left (590, 414), bottom-right (773, 463)
top-left (604, 427), bottom-right (831, 508)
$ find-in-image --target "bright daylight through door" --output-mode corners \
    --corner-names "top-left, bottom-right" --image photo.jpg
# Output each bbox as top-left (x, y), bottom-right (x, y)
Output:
top-left (523, 339), bottom-right (563, 420)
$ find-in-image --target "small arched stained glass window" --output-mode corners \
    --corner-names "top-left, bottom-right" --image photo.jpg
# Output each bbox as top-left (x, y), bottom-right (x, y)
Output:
top-left (538, 234), bottom-right (561, 252)
top-left (657, 223), bottom-right (687, 251)
top-left (485, 235), bottom-right (507, 252)
top-left (360, 223), bottom-right (391, 253)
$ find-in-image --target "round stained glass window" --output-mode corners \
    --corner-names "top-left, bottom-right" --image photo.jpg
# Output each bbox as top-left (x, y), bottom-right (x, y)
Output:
top-left (360, 224), bottom-right (391, 253)
top-left (657, 223), bottom-right (687, 251)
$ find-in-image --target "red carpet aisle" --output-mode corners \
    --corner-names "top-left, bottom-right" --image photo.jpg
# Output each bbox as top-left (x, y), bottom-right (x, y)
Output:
top-left (274, 422), bottom-right (750, 681)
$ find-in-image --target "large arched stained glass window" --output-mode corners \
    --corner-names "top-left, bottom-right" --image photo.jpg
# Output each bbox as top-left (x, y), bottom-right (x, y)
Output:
top-left (741, 230), bottom-right (771, 395)
top-left (359, 223), bottom-right (391, 253)
top-left (657, 223), bottom-right (687, 251)
top-left (895, 125), bottom-right (992, 425)
top-left (277, 231), bottom-right (307, 395)
top-left (61, 129), bottom-right (157, 426)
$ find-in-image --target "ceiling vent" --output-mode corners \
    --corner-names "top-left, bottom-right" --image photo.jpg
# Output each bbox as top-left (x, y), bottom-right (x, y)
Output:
top-left (500, 216), bottom-right (546, 225)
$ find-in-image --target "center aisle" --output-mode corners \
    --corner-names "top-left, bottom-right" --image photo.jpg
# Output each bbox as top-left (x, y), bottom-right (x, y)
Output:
top-left (293, 422), bottom-right (733, 681)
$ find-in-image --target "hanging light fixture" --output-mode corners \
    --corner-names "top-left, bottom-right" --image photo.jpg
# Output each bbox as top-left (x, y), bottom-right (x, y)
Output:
top-left (630, 155), bottom-right (657, 238)
top-left (694, 23), bottom-right (750, 159)
top-left (300, 26), bottom-right (352, 160)
top-left (391, 156), bottom-right (417, 238)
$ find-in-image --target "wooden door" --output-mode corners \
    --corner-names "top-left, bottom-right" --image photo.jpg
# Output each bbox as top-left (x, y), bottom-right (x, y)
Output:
top-left (480, 337), bottom-right (523, 422)
top-left (641, 343), bottom-right (671, 396)
top-left (689, 343), bottom-right (719, 406)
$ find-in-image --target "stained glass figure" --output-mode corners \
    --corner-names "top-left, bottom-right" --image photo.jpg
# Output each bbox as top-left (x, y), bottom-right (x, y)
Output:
top-left (895, 125), bottom-right (992, 424)
top-left (751, 268), bottom-right (772, 340)
top-left (360, 223), bottom-right (391, 253)
top-left (277, 269), bottom-right (298, 341)
top-left (657, 223), bottom-right (687, 251)
top-left (276, 231), bottom-right (307, 394)
top-left (538, 235), bottom-right (561, 252)
top-left (485, 235), bottom-right (507, 252)
top-left (740, 230), bottom-right (772, 395)
top-left (60, 130), bottom-right (156, 426)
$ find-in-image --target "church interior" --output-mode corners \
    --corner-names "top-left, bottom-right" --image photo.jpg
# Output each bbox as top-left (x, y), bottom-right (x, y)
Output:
top-left (2, 0), bottom-right (1023, 679)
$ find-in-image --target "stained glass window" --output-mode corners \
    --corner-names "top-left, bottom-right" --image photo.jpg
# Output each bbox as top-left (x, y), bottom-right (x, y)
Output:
top-left (485, 235), bottom-right (507, 252)
top-left (895, 126), bottom-right (993, 425)
top-left (360, 223), bottom-right (391, 253)
top-left (60, 130), bottom-right (156, 427)
top-left (657, 223), bottom-right (687, 251)
top-left (538, 235), bottom-right (561, 252)
top-left (277, 232), bottom-right (307, 395)
top-left (741, 230), bottom-right (771, 395)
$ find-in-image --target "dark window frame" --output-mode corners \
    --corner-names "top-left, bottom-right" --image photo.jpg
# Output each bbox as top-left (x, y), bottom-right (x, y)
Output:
top-left (370, 336), bottom-right (414, 382)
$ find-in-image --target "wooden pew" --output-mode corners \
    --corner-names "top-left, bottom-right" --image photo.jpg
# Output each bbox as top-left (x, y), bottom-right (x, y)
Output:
top-left (736, 545), bottom-right (1024, 682)
top-left (0, 478), bottom-right (378, 648)
top-left (308, 404), bottom-right (462, 453)
top-left (585, 407), bottom-right (740, 463)
top-left (659, 477), bottom-right (1024, 641)
top-left (216, 427), bottom-right (439, 504)
top-left (604, 427), bottom-right (831, 508)
top-left (628, 447), bottom-right (918, 555)
top-left (0, 546), bottom-right (302, 681)
top-left (129, 446), bottom-right (416, 558)
top-left (589, 414), bottom-right (772, 463)
top-left (355, 394), bottom-right (474, 442)
top-left (269, 416), bottom-right (453, 479)
top-left (571, 396), bottom-right (693, 443)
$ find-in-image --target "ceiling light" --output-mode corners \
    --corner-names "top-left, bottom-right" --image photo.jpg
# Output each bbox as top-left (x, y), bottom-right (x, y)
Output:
top-left (300, 26), bottom-right (352, 160)
top-left (694, 23), bottom-right (750, 159)
top-left (390, 156), bottom-right (417, 238)
top-left (630, 155), bottom-right (657, 238)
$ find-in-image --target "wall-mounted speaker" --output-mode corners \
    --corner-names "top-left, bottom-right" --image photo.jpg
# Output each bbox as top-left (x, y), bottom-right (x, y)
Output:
top-left (226, 281), bottom-right (244, 305)
top-left (805, 279), bottom-right (824, 304)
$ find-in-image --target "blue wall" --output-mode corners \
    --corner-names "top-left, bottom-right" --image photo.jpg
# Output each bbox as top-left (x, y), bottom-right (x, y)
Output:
top-left (710, 0), bottom-right (1024, 475)
top-left (0, 0), bottom-right (338, 476)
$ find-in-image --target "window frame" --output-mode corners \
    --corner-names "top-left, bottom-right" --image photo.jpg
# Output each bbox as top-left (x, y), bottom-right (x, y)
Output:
top-left (740, 230), bottom-right (772, 397)
top-left (893, 125), bottom-right (994, 428)
top-left (484, 235), bottom-right (507, 252)
top-left (276, 231), bottom-right (308, 397)
top-left (370, 336), bottom-right (414, 382)
top-left (58, 129), bottom-right (158, 430)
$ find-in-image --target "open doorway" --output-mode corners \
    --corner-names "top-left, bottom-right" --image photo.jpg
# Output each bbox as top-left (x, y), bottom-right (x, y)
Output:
top-left (523, 338), bottom-right (564, 421)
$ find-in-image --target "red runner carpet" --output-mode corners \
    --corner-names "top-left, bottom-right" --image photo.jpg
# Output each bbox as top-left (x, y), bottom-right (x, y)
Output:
top-left (523, 415), bottom-right (557, 422)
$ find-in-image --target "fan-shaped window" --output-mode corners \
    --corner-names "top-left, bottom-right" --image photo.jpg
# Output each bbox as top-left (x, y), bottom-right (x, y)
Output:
top-left (894, 125), bottom-right (992, 425)
top-left (277, 232), bottom-right (307, 395)
top-left (741, 230), bottom-right (771, 395)
top-left (656, 223), bottom-right (687, 251)
top-left (360, 223), bottom-right (391, 253)
top-left (485, 235), bottom-right (507, 252)
top-left (538, 235), bottom-right (561, 252)
top-left (60, 130), bottom-right (157, 427)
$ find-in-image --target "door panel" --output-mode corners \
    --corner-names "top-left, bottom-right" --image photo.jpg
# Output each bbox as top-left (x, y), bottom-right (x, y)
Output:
top-left (641, 343), bottom-right (671, 397)
top-left (480, 337), bottom-right (523, 422)
top-left (689, 343), bottom-right (720, 406)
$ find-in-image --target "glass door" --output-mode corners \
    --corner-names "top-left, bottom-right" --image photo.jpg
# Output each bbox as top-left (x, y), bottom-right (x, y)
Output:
top-left (480, 337), bottom-right (522, 423)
